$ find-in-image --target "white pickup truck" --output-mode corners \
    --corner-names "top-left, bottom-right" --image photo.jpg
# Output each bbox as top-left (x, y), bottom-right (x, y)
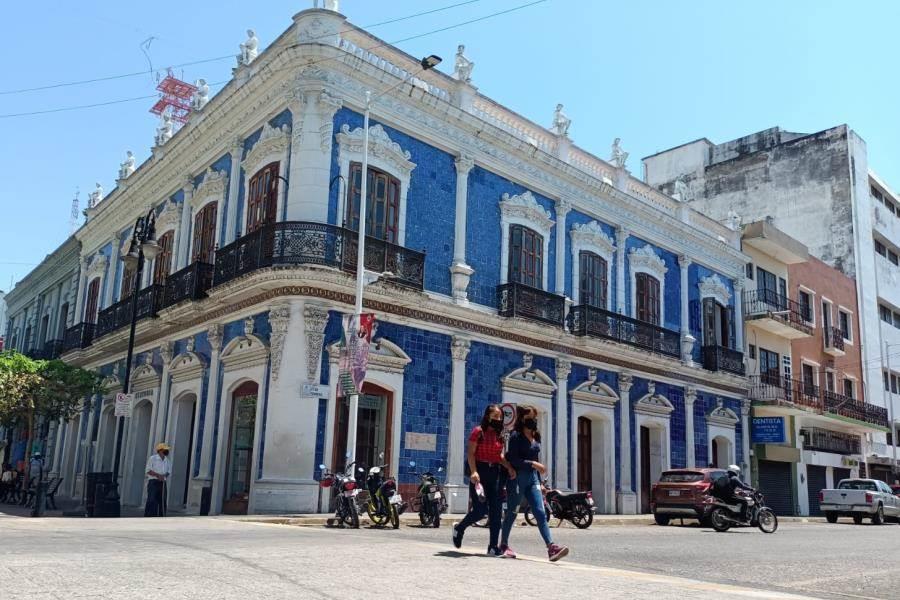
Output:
top-left (819, 479), bottom-right (900, 525)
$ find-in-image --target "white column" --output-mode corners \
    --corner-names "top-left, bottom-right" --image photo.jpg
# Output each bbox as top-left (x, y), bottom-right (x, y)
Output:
top-left (615, 226), bottom-right (627, 313)
top-left (679, 255), bottom-right (696, 364)
top-left (197, 324), bottom-right (222, 481)
top-left (73, 258), bottom-right (87, 323)
top-left (554, 358), bottom-right (571, 490)
top-left (741, 401), bottom-right (751, 481)
top-left (450, 155), bottom-right (475, 304)
top-left (102, 236), bottom-right (118, 309)
top-left (225, 138), bottom-right (243, 244)
top-left (555, 200), bottom-right (571, 295)
top-left (447, 337), bottom-right (471, 513)
top-left (616, 371), bottom-right (636, 514)
top-left (284, 88), bottom-right (342, 222)
top-left (734, 279), bottom-right (745, 351)
top-left (685, 386), bottom-right (696, 468)
top-left (154, 341), bottom-right (174, 444)
top-left (500, 224), bottom-right (511, 285)
top-left (176, 180), bottom-right (194, 269)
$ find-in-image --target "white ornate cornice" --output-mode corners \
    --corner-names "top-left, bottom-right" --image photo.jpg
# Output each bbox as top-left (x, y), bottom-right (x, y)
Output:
top-left (335, 123), bottom-right (416, 177)
top-left (699, 274), bottom-right (731, 306)
top-left (191, 167), bottom-right (229, 210)
top-left (499, 191), bottom-right (554, 234)
top-left (629, 245), bottom-right (668, 279)
top-left (242, 123), bottom-right (291, 178)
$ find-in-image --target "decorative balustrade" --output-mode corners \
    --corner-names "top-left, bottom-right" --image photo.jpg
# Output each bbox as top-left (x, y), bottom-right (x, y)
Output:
top-left (213, 222), bottom-right (425, 291)
top-left (95, 285), bottom-right (165, 339)
top-left (162, 262), bottom-right (214, 310)
top-left (823, 390), bottom-right (888, 428)
top-left (801, 428), bottom-right (861, 455)
top-left (496, 282), bottom-right (566, 327)
top-left (62, 323), bottom-right (95, 352)
top-left (569, 304), bottom-right (680, 358)
top-left (701, 345), bottom-right (745, 376)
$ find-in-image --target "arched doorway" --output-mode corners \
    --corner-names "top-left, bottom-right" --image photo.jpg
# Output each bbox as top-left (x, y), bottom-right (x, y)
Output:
top-left (127, 401), bottom-right (153, 506)
top-left (97, 404), bottom-right (116, 472)
top-left (333, 383), bottom-right (393, 473)
top-left (168, 393), bottom-right (197, 511)
top-left (223, 382), bottom-right (258, 515)
top-left (711, 436), bottom-right (733, 468)
top-left (639, 424), bottom-right (666, 514)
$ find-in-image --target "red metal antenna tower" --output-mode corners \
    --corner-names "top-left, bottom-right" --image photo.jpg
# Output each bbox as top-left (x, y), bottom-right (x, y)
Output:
top-left (150, 68), bottom-right (197, 124)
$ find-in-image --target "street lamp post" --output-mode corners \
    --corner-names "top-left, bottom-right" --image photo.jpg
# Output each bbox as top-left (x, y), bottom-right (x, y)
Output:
top-left (345, 55), bottom-right (441, 468)
top-left (104, 208), bottom-right (160, 517)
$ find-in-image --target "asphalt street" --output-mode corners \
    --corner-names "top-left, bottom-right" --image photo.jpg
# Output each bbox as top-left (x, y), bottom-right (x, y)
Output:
top-left (2, 512), bottom-right (899, 600)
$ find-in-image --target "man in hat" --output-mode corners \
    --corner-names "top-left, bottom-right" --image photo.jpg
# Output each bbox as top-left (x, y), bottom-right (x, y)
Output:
top-left (144, 442), bottom-right (171, 517)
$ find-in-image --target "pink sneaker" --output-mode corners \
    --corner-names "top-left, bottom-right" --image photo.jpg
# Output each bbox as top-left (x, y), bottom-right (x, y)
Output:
top-left (499, 544), bottom-right (517, 559)
top-left (547, 543), bottom-right (569, 562)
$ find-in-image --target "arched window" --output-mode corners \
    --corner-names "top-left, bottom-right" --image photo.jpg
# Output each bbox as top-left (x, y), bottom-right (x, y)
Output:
top-left (246, 162), bottom-right (279, 233)
top-left (509, 224), bottom-right (543, 288)
top-left (346, 162), bottom-right (401, 243)
top-left (579, 251), bottom-right (608, 308)
top-left (192, 202), bottom-right (218, 265)
top-left (635, 273), bottom-right (660, 325)
top-left (153, 231), bottom-right (174, 283)
top-left (84, 277), bottom-right (101, 323)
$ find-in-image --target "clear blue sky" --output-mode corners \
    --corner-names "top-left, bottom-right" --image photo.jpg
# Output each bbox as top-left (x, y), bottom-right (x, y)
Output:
top-left (2, 0), bottom-right (898, 292)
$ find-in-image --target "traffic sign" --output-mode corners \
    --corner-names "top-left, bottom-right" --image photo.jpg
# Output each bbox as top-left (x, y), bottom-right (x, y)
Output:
top-left (114, 393), bottom-right (133, 418)
top-left (500, 403), bottom-right (516, 431)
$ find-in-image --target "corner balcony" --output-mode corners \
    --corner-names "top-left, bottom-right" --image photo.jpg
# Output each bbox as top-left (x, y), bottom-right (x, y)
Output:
top-left (800, 427), bottom-right (861, 455)
top-left (824, 327), bottom-right (846, 357)
top-left (701, 345), bottom-right (745, 376)
top-left (213, 221), bottom-right (425, 291)
top-left (161, 261), bottom-right (214, 310)
top-left (823, 391), bottom-right (888, 429)
top-left (569, 304), bottom-right (680, 358)
top-left (496, 282), bottom-right (566, 327)
top-left (749, 375), bottom-right (822, 411)
top-left (95, 285), bottom-right (165, 339)
top-left (62, 323), bottom-right (95, 352)
top-left (742, 289), bottom-right (812, 339)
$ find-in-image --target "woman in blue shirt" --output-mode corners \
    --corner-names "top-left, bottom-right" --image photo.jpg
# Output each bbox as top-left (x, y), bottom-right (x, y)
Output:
top-left (500, 405), bottom-right (569, 562)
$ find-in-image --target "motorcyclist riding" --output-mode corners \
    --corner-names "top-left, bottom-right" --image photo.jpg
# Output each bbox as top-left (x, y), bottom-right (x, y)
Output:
top-left (716, 464), bottom-right (754, 520)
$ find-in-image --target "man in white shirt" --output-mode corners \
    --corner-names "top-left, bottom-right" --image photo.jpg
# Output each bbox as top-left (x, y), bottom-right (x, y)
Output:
top-left (144, 443), bottom-right (171, 517)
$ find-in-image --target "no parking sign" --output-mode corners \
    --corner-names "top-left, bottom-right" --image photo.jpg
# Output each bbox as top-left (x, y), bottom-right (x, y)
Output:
top-left (500, 403), bottom-right (516, 432)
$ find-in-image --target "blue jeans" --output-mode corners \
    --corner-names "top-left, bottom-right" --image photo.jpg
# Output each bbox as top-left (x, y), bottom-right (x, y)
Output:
top-left (502, 470), bottom-right (552, 546)
top-left (456, 462), bottom-right (502, 550)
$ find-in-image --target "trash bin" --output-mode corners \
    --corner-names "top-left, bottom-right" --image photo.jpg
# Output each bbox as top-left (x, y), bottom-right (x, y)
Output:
top-left (86, 472), bottom-right (113, 517)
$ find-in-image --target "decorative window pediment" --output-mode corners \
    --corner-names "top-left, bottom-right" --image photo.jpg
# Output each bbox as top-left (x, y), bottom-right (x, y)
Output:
top-left (699, 275), bottom-right (731, 307)
top-left (191, 167), bottom-right (229, 211)
top-left (571, 378), bottom-right (618, 408)
top-left (501, 366), bottom-right (557, 398)
top-left (131, 358), bottom-right (161, 393)
top-left (221, 317), bottom-right (269, 369)
top-left (156, 198), bottom-right (182, 235)
top-left (634, 382), bottom-right (674, 417)
top-left (570, 221), bottom-right (615, 257)
top-left (169, 350), bottom-right (207, 384)
top-left (101, 373), bottom-right (122, 395)
top-left (629, 244), bottom-right (667, 280)
top-left (326, 337), bottom-right (412, 375)
top-left (242, 123), bottom-right (291, 178)
top-left (707, 400), bottom-right (739, 427)
top-left (84, 252), bottom-right (108, 280)
top-left (336, 124), bottom-right (416, 177)
top-left (500, 191), bottom-right (554, 234)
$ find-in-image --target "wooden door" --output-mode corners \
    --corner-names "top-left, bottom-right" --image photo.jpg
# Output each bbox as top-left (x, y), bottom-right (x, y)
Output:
top-left (640, 426), bottom-right (651, 513)
top-left (577, 417), bottom-right (593, 491)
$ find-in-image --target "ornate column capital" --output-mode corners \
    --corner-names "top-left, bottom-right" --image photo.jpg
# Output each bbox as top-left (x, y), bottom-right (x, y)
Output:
top-left (207, 323), bottom-right (223, 353)
top-left (734, 278), bottom-right (745, 292)
top-left (618, 371), bottom-right (633, 393)
top-left (615, 225), bottom-right (628, 246)
top-left (451, 336), bottom-right (471, 362)
top-left (678, 254), bottom-right (692, 269)
top-left (740, 399), bottom-right (751, 417)
top-left (556, 198), bottom-right (572, 219)
top-left (230, 137), bottom-right (244, 157)
top-left (304, 304), bottom-right (330, 382)
top-left (268, 304), bottom-right (291, 382)
top-left (159, 340), bottom-right (174, 365)
top-left (555, 358), bottom-right (572, 380)
top-left (454, 154), bottom-right (475, 177)
top-left (684, 385), bottom-right (697, 404)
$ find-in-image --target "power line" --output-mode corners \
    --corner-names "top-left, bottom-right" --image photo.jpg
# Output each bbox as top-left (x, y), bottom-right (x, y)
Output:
top-left (0, 0), bottom-right (489, 96)
top-left (0, 0), bottom-right (547, 119)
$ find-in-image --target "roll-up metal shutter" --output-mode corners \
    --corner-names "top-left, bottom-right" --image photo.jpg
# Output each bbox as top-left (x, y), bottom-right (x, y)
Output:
top-left (758, 460), bottom-right (795, 516)
top-left (806, 465), bottom-right (827, 516)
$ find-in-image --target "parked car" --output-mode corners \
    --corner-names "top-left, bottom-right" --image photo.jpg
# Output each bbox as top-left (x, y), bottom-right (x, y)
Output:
top-left (890, 484), bottom-right (900, 497)
top-left (651, 468), bottom-right (727, 526)
top-left (819, 479), bottom-right (900, 525)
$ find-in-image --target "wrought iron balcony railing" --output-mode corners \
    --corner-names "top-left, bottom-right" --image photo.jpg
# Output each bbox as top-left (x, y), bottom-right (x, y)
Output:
top-left (823, 390), bottom-right (888, 428)
top-left (62, 323), bottom-right (95, 352)
top-left (162, 261), bottom-right (214, 310)
top-left (569, 304), bottom-right (680, 358)
top-left (95, 285), bottom-right (165, 339)
top-left (743, 289), bottom-right (811, 332)
top-left (801, 427), bottom-right (861, 455)
top-left (701, 344), bottom-right (745, 376)
top-left (749, 375), bottom-right (822, 410)
top-left (824, 326), bottom-right (846, 352)
top-left (212, 221), bottom-right (426, 291)
top-left (497, 282), bottom-right (566, 327)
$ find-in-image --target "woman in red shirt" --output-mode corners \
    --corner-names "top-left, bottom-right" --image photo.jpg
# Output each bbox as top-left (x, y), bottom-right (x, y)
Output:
top-left (451, 404), bottom-right (516, 556)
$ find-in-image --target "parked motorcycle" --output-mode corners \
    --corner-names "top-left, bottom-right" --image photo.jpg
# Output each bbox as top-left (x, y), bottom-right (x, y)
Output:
top-left (362, 456), bottom-right (403, 529)
top-left (408, 461), bottom-right (447, 528)
top-left (318, 461), bottom-right (360, 529)
top-left (523, 478), bottom-right (595, 529)
top-left (708, 489), bottom-right (778, 533)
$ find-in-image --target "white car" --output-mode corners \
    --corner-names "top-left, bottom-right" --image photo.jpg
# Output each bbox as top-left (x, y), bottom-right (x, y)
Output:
top-left (819, 479), bottom-right (900, 525)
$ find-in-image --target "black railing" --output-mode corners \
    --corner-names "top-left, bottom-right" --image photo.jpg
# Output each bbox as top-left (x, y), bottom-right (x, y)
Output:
top-left (42, 339), bottom-right (64, 360)
top-left (95, 285), bottom-right (165, 339)
top-left (62, 323), bottom-right (95, 352)
top-left (823, 390), bottom-right (888, 428)
top-left (162, 261), bottom-right (214, 309)
top-left (569, 304), bottom-right (680, 358)
top-left (213, 221), bottom-right (426, 291)
top-left (801, 428), bottom-right (861, 455)
top-left (749, 375), bottom-right (822, 410)
top-left (701, 345), bottom-right (745, 376)
top-left (497, 282), bottom-right (566, 327)
top-left (743, 289), bottom-right (811, 332)
top-left (825, 327), bottom-right (846, 352)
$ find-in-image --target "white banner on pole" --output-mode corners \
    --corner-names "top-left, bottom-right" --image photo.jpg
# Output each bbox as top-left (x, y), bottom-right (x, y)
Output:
top-left (114, 392), bottom-right (134, 418)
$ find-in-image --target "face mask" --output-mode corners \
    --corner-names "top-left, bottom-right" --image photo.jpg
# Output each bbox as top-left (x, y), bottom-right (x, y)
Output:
top-left (523, 418), bottom-right (538, 431)
top-left (162, 451), bottom-right (169, 457)
top-left (489, 419), bottom-right (503, 432)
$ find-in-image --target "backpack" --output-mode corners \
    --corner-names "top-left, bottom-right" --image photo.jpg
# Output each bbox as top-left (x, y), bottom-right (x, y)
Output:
top-left (710, 473), bottom-right (731, 498)
top-left (463, 427), bottom-right (485, 478)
